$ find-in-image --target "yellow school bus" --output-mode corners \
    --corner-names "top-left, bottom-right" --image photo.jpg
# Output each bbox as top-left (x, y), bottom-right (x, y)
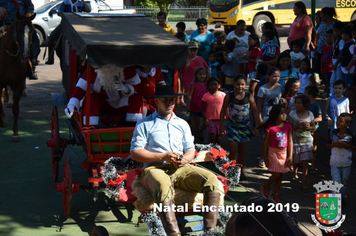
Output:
top-left (208, 0), bottom-right (356, 35)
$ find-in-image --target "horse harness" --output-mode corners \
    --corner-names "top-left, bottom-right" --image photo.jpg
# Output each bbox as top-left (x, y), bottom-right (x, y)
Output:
top-left (1, 15), bottom-right (29, 57)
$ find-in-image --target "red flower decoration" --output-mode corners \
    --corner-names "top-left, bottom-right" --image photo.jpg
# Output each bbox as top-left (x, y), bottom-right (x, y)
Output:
top-left (222, 160), bottom-right (243, 171)
top-left (107, 176), bottom-right (125, 187)
top-left (210, 148), bottom-right (227, 159)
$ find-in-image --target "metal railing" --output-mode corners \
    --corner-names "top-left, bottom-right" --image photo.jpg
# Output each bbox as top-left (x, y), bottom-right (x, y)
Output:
top-left (124, 6), bottom-right (209, 22)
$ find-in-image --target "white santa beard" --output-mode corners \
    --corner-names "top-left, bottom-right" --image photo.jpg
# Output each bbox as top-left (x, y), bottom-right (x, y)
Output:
top-left (96, 65), bottom-right (125, 93)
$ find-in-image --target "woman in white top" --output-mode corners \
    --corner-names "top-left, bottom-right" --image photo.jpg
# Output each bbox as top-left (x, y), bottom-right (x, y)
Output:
top-left (227, 20), bottom-right (250, 75)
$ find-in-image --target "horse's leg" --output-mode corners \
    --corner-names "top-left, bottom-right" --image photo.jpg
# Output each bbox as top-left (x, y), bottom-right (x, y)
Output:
top-left (0, 88), bottom-right (6, 127)
top-left (23, 80), bottom-right (27, 97)
top-left (7, 85), bottom-right (13, 108)
top-left (4, 87), bottom-right (9, 102)
top-left (11, 82), bottom-right (24, 142)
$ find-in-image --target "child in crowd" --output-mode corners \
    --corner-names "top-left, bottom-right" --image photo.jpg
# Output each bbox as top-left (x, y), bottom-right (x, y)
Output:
top-left (187, 66), bottom-right (208, 143)
top-left (257, 67), bottom-right (285, 123)
top-left (288, 95), bottom-right (315, 193)
top-left (283, 78), bottom-right (300, 114)
top-left (325, 79), bottom-right (350, 131)
top-left (260, 30), bottom-right (277, 62)
top-left (330, 21), bottom-right (346, 94)
top-left (242, 33), bottom-right (261, 80)
top-left (208, 51), bottom-right (221, 79)
top-left (220, 74), bottom-right (259, 180)
top-left (261, 104), bottom-right (293, 203)
top-left (176, 21), bottom-right (189, 44)
top-left (176, 32), bottom-right (187, 44)
top-left (321, 30), bottom-right (334, 97)
top-left (327, 113), bottom-right (355, 202)
top-left (249, 63), bottom-right (269, 98)
top-left (276, 50), bottom-right (298, 89)
top-left (340, 25), bottom-right (355, 109)
top-left (298, 58), bottom-right (316, 95)
top-left (290, 41), bottom-right (305, 73)
top-left (202, 77), bottom-right (226, 144)
top-left (214, 31), bottom-right (226, 87)
top-left (304, 86), bottom-right (322, 175)
top-left (179, 41), bottom-right (210, 106)
top-left (223, 40), bottom-right (239, 92)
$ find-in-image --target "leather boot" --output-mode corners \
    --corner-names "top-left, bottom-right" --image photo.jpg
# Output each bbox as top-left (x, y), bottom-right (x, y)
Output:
top-left (158, 199), bottom-right (181, 236)
top-left (203, 192), bottom-right (220, 232)
top-left (45, 42), bottom-right (55, 65)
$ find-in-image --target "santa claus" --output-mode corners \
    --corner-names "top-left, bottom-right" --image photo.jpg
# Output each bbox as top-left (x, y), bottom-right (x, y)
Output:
top-left (64, 65), bottom-right (142, 125)
top-left (135, 66), bottom-right (165, 116)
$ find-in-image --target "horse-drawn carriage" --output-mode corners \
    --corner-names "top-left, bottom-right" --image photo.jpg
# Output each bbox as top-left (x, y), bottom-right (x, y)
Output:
top-left (46, 12), bottom-right (311, 236)
top-left (46, 12), bottom-right (226, 235)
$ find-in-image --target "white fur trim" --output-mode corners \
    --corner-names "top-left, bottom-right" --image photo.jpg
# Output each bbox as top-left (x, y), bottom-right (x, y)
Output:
top-left (67, 97), bottom-right (80, 110)
top-left (76, 78), bottom-right (87, 91)
top-left (83, 116), bottom-right (99, 125)
top-left (125, 73), bottom-right (140, 86)
top-left (126, 113), bottom-right (142, 122)
top-left (93, 78), bottom-right (102, 93)
top-left (135, 67), bottom-right (156, 78)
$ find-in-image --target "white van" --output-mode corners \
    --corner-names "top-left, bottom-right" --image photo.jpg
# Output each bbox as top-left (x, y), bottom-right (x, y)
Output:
top-left (33, 0), bottom-right (136, 45)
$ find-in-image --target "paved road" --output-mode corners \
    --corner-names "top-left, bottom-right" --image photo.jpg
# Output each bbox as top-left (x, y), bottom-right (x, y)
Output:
top-left (1, 42), bottom-right (355, 236)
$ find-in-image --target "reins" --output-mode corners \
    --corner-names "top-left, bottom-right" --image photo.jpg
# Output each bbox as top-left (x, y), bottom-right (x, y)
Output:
top-left (177, 155), bottom-right (314, 236)
top-left (1, 16), bottom-right (21, 57)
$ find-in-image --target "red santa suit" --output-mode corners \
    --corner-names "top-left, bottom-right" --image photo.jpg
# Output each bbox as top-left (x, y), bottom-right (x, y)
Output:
top-left (135, 67), bottom-right (165, 113)
top-left (66, 65), bottom-right (142, 125)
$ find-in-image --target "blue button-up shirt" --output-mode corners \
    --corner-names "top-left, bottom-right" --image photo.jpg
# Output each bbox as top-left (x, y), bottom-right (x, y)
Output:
top-left (130, 111), bottom-right (195, 168)
top-left (58, 0), bottom-right (86, 13)
top-left (0, 0), bottom-right (34, 25)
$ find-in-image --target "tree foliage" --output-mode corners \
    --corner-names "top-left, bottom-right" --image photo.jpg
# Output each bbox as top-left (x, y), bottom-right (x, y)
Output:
top-left (134, 0), bottom-right (208, 14)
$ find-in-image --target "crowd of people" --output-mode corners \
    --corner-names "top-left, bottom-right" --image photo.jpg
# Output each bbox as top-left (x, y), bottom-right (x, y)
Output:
top-left (157, 2), bottom-right (356, 205)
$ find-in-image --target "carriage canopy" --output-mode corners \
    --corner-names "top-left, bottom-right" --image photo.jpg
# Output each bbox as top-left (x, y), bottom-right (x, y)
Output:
top-left (61, 13), bottom-right (188, 69)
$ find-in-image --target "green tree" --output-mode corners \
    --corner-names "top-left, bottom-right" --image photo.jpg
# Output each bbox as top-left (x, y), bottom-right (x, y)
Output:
top-left (153, 0), bottom-right (175, 13)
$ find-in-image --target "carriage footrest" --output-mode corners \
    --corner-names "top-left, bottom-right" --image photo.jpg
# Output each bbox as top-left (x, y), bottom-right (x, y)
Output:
top-left (180, 223), bottom-right (204, 234)
top-left (177, 215), bottom-right (203, 224)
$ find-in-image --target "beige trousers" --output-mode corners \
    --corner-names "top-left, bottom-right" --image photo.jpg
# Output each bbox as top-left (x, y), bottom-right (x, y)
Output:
top-left (140, 164), bottom-right (220, 202)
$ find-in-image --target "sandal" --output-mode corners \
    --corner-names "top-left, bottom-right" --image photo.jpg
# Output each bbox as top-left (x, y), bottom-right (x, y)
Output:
top-left (273, 196), bottom-right (281, 203)
top-left (302, 186), bottom-right (309, 193)
top-left (310, 168), bottom-right (317, 175)
top-left (258, 159), bottom-right (266, 168)
top-left (292, 177), bottom-right (300, 183)
top-left (262, 185), bottom-right (269, 198)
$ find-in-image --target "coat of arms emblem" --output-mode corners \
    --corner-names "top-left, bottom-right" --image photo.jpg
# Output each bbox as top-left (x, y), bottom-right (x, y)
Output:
top-left (311, 181), bottom-right (346, 230)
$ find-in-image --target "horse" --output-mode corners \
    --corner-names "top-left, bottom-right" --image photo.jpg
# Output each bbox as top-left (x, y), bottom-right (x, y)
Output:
top-left (225, 196), bottom-right (309, 236)
top-left (0, 12), bottom-right (36, 142)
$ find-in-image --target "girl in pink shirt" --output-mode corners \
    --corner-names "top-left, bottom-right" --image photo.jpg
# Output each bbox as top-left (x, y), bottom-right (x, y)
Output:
top-left (260, 104), bottom-right (293, 203)
top-left (202, 77), bottom-right (226, 144)
top-left (187, 67), bottom-right (208, 143)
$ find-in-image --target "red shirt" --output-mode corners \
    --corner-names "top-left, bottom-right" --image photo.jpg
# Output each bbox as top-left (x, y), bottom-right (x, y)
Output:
top-left (322, 45), bottom-right (333, 74)
top-left (289, 15), bottom-right (313, 47)
top-left (248, 47), bottom-right (261, 72)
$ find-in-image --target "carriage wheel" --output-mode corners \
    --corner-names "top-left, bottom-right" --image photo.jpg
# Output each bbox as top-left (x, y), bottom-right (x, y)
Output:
top-left (48, 106), bottom-right (61, 181)
top-left (90, 226), bottom-right (109, 236)
top-left (56, 157), bottom-right (80, 218)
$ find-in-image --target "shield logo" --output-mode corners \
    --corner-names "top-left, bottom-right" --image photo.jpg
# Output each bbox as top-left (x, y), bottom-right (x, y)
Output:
top-left (315, 193), bottom-right (342, 225)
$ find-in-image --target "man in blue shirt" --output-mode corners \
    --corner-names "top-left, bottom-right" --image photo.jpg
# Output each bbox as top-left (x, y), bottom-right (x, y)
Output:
top-left (45, 0), bottom-right (90, 65)
top-left (0, 0), bottom-right (39, 80)
top-left (131, 85), bottom-right (221, 235)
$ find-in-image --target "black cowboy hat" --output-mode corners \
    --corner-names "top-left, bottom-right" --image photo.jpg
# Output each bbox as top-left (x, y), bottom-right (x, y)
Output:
top-left (145, 85), bottom-right (185, 98)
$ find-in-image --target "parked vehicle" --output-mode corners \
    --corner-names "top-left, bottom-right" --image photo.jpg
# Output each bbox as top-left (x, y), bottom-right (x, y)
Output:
top-left (33, 0), bottom-right (136, 45)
